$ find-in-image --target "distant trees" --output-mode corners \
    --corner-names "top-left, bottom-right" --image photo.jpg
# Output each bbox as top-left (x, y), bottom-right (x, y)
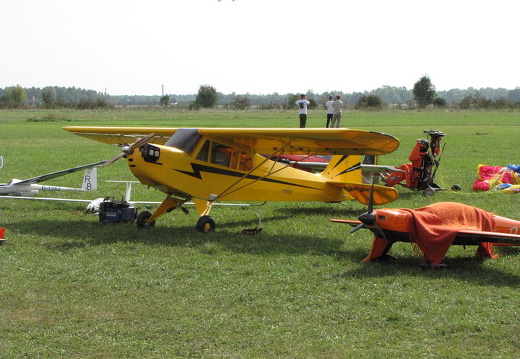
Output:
top-left (1, 83), bottom-right (519, 110)
top-left (0, 86), bottom-right (27, 108)
top-left (357, 95), bottom-right (383, 110)
top-left (232, 95), bottom-right (250, 110)
top-left (159, 95), bottom-right (170, 107)
top-left (413, 76), bottom-right (436, 108)
top-left (41, 87), bottom-right (56, 108)
top-left (459, 91), bottom-right (516, 109)
top-left (194, 85), bottom-right (218, 109)
top-left (412, 76), bottom-right (451, 109)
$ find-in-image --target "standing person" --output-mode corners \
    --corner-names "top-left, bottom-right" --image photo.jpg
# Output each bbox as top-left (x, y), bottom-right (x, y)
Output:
top-left (331, 95), bottom-right (343, 128)
top-left (295, 94), bottom-right (310, 128)
top-left (325, 95), bottom-right (334, 128)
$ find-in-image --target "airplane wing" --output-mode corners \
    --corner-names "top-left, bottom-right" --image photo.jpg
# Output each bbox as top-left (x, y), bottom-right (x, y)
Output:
top-left (0, 195), bottom-right (94, 203)
top-left (455, 230), bottom-right (520, 245)
top-left (63, 126), bottom-right (176, 146)
top-left (329, 220), bottom-right (520, 246)
top-left (199, 128), bottom-right (399, 156)
top-left (64, 127), bottom-right (399, 156)
top-left (11, 161), bottom-right (106, 185)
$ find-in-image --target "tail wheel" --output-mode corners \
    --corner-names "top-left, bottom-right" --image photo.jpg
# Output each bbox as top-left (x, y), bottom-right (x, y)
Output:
top-left (136, 210), bottom-right (156, 228)
top-left (196, 215), bottom-right (216, 233)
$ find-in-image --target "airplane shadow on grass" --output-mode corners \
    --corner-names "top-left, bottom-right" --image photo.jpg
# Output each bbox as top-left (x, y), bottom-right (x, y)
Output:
top-left (5, 213), bottom-right (520, 287)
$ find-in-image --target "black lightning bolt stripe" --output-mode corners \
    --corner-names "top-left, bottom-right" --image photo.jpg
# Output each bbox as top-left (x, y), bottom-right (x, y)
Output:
top-left (175, 162), bottom-right (319, 190)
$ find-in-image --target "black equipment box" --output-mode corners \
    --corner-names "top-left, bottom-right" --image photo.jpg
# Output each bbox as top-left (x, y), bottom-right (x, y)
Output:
top-left (99, 198), bottom-right (138, 223)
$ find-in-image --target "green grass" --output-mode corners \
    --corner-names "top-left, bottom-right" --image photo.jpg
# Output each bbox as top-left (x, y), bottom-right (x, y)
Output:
top-left (1, 109), bottom-right (519, 358)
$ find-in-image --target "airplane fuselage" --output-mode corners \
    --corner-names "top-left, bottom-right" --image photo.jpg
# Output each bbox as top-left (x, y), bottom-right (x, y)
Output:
top-left (372, 208), bottom-right (520, 240)
top-left (0, 182), bottom-right (83, 196)
top-left (126, 144), bottom-right (353, 203)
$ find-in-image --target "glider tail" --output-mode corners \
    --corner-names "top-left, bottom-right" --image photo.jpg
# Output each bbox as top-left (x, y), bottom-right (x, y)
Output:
top-left (82, 167), bottom-right (98, 191)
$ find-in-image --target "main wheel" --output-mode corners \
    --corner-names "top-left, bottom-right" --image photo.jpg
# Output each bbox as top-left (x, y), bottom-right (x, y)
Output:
top-left (422, 188), bottom-right (436, 197)
top-left (136, 210), bottom-right (156, 228)
top-left (196, 215), bottom-right (216, 233)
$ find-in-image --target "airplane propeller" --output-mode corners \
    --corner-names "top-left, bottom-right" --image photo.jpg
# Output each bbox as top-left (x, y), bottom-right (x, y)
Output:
top-left (350, 180), bottom-right (386, 239)
top-left (103, 133), bottom-right (156, 167)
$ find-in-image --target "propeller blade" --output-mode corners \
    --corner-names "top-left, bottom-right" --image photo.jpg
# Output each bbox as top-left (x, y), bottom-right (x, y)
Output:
top-left (129, 133), bottom-right (156, 151)
top-left (102, 152), bottom-right (126, 167)
top-left (350, 222), bottom-right (365, 234)
top-left (102, 133), bottom-right (156, 168)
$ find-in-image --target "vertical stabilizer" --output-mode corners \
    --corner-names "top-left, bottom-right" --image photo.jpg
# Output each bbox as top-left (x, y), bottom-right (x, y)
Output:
top-left (82, 167), bottom-right (98, 190)
top-left (321, 155), bottom-right (362, 184)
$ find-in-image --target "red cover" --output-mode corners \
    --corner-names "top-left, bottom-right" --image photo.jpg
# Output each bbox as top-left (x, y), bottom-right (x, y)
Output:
top-left (364, 202), bottom-right (497, 264)
top-left (402, 202), bottom-right (496, 264)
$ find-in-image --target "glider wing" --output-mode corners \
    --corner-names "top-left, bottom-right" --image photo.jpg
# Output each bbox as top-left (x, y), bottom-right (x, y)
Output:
top-left (7, 161), bottom-right (106, 185)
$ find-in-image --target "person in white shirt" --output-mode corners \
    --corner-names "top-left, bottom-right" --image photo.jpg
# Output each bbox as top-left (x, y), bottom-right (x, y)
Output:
top-left (331, 95), bottom-right (343, 128)
top-left (325, 95), bottom-right (334, 127)
top-left (295, 94), bottom-right (310, 128)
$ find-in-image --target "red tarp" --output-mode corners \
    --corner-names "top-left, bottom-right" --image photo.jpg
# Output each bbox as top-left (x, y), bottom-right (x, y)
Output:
top-left (366, 202), bottom-right (497, 265)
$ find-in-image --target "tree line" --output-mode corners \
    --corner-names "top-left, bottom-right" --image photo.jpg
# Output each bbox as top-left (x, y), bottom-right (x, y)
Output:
top-left (1, 78), bottom-right (520, 110)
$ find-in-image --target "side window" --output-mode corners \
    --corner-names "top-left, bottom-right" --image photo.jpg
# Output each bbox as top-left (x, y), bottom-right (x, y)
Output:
top-left (210, 143), bottom-right (231, 167)
top-left (238, 151), bottom-right (252, 171)
top-left (196, 140), bottom-right (210, 162)
top-left (195, 140), bottom-right (252, 171)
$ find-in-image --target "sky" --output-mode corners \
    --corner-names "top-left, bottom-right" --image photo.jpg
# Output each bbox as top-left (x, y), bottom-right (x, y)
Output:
top-left (2, 0), bottom-right (518, 96)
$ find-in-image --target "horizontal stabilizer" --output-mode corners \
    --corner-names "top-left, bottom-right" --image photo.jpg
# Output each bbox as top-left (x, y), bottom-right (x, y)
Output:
top-left (343, 183), bottom-right (399, 205)
top-left (361, 164), bottom-right (405, 173)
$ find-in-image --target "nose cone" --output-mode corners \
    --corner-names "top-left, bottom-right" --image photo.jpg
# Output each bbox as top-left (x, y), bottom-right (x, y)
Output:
top-left (359, 211), bottom-right (376, 226)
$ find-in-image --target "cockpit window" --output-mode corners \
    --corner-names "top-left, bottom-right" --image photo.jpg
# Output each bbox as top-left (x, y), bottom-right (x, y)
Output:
top-left (195, 140), bottom-right (252, 171)
top-left (196, 140), bottom-right (210, 162)
top-left (164, 129), bottom-right (202, 155)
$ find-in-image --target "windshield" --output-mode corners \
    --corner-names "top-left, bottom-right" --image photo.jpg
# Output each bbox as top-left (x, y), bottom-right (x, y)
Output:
top-left (164, 129), bottom-right (202, 155)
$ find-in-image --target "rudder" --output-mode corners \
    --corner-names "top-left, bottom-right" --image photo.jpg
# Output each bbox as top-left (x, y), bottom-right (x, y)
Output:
top-left (321, 155), bottom-right (362, 184)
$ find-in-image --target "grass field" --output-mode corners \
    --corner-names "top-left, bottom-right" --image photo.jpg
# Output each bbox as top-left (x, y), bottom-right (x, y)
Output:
top-left (1, 108), bottom-right (519, 358)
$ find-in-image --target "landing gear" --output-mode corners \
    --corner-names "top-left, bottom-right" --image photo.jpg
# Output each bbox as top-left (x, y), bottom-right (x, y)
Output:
top-left (196, 215), bottom-right (216, 233)
top-left (136, 210), bottom-right (156, 228)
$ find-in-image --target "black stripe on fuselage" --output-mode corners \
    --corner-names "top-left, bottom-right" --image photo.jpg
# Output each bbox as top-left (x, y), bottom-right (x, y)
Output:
top-left (175, 162), bottom-right (319, 190)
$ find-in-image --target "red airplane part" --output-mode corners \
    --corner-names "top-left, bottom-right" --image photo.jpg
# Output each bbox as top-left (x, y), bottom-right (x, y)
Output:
top-left (0, 227), bottom-right (6, 242)
top-left (331, 202), bottom-right (520, 267)
top-left (270, 154), bottom-right (330, 172)
top-left (383, 130), bottom-right (446, 191)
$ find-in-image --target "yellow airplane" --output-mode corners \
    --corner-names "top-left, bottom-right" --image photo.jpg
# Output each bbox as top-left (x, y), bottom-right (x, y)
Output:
top-left (64, 127), bottom-right (400, 232)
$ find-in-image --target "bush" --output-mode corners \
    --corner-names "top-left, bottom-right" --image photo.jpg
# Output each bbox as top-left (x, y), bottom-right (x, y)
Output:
top-left (357, 95), bottom-right (383, 110)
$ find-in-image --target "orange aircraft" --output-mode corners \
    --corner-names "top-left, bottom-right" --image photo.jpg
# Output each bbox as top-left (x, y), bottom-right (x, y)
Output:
top-left (331, 192), bottom-right (520, 267)
top-left (64, 127), bottom-right (400, 232)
